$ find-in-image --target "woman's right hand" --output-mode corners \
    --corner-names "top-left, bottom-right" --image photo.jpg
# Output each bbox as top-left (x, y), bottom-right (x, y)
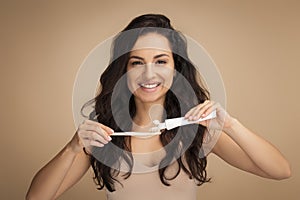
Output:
top-left (26, 119), bottom-right (113, 200)
top-left (69, 119), bottom-right (114, 154)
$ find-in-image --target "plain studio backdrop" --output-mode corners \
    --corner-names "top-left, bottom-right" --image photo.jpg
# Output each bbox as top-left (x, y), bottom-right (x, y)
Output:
top-left (1, 0), bottom-right (299, 199)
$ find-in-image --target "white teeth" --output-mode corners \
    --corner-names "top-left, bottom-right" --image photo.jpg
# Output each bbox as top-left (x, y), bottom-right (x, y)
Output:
top-left (140, 83), bottom-right (159, 89)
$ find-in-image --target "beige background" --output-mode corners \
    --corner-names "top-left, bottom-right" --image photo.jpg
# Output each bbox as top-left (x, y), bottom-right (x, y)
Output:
top-left (1, 0), bottom-right (299, 199)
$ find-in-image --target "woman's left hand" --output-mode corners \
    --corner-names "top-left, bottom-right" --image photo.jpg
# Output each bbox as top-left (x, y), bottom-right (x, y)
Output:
top-left (184, 100), bottom-right (235, 131)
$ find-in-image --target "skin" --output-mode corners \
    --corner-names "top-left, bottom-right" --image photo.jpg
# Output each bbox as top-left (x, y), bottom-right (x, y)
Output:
top-left (126, 33), bottom-right (175, 151)
top-left (26, 33), bottom-right (291, 200)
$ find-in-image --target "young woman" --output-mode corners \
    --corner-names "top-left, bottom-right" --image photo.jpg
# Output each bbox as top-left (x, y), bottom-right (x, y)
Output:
top-left (26, 14), bottom-right (291, 200)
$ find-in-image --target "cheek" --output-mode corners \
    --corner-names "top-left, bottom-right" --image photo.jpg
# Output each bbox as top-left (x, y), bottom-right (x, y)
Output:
top-left (164, 75), bottom-right (174, 89)
top-left (157, 67), bottom-right (174, 88)
top-left (126, 74), bottom-right (135, 93)
top-left (126, 69), bottom-right (141, 93)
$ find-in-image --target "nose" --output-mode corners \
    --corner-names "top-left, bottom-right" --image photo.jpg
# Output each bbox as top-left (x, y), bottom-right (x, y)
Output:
top-left (143, 63), bottom-right (155, 80)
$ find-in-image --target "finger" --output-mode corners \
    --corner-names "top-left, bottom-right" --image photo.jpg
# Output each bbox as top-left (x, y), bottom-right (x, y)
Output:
top-left (80, 131), bottom-right (110, 144)
top-left (184, 107), bottom-right (197, 118)
top-left (184, 100), bottom-right (210, 118)
top-left (194, 101), bottom-right (215, 120)
top-left (198, 103), bottom-right (220, 128)
top-left (78, 130), bottom-right (109, 148)
top-left (99, 124), bottom-right (114, 135)
top-left (90, 140), bottom-right (105, 148)
top-left (80, 124), bottom-right (112, 141)
top-left (202, 102), bottom-right (219, 117)
top-left (83, 119), bottom-right (114, 134)
top-left (189, 101), bottom-right (214, 120)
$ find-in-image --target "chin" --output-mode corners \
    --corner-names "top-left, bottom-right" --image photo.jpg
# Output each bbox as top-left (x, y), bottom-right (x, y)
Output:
top-left (135, 93), bottom-right (166, 104)
top-left (139, 96), bottom-right (164, 104)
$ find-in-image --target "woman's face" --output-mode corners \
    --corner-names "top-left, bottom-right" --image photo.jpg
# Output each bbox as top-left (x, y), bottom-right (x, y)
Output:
top-left (126, 33), bottom-right (175, 104)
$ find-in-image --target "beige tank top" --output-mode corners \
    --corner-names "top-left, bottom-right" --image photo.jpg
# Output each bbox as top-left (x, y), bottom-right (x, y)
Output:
top-left (105, 148), bottom-right (198, 200)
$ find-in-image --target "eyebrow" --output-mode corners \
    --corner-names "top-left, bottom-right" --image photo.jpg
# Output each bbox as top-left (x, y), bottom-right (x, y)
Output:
top-left (129, 54), bottom-right (170, 60)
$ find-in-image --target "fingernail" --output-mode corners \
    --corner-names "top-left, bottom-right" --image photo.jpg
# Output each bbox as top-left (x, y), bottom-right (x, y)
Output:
top-left (107, 136), bottom-right (112, 141)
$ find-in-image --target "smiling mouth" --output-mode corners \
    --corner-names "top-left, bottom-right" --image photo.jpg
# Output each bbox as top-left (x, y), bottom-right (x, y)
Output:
top-left (139, 82), bottom-right (161, 89)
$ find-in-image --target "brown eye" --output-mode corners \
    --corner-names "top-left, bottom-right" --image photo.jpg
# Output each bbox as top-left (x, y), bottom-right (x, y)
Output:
top-left (155, 60), bottom-right (167, 65)
top-left (131, 61), bottom-right (144, 66)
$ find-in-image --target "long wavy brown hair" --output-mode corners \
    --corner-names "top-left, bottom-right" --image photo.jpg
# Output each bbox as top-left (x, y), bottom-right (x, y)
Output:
top-left (82, 14), bottom-right (211, 192)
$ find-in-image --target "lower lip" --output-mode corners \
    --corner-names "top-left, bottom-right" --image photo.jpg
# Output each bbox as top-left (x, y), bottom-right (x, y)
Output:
top-left (140, 84), bottom-right (161, 93)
